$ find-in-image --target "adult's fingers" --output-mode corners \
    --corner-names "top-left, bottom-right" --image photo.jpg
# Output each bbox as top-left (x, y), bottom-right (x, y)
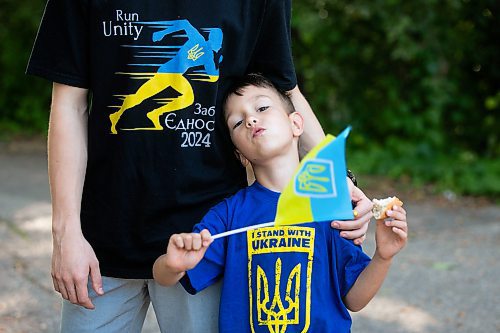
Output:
top-left (55, 273), bottom-right (70, 300)
top-left (90, 260), bottom-right (104, 296)
top-left (353, 200), bottom-right (373, 220)
top-left (353, 234), bottom-right (366, 246)
top-left (351, 186), bottom-right (373, 217)
top-left (51, 273), bottom-right (61, 293)
top-left (59, 285), bottom-right (69, 301)
top-left (75, 277), bottom-right (94, 309)
top-left (63, 280), bottom-right (79, 304)
top-left (332, 211), bottom-right (371, 233)
top-left (335, 218), bottom-right (370, 240)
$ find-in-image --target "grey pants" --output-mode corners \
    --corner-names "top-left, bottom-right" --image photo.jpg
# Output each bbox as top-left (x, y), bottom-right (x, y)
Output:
top-left (61, 276), bottom-right (221, 333)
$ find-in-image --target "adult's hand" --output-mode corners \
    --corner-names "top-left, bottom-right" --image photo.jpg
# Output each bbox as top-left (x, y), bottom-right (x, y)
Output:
top-left (52, 226), bottom-right (103, 310)
top-left (331, 178), bottom-right (373, 245)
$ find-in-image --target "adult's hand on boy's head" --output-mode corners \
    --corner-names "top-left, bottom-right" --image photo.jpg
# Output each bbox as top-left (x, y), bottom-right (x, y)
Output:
top-left (331, 179), bottom-right (373, 245)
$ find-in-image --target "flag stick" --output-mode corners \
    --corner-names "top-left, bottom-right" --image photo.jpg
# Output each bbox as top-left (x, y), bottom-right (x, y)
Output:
top-left (211, 221), bottom-right (275, 240)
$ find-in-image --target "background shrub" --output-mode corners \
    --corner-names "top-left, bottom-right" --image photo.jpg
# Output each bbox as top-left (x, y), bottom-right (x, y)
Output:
top-left (292, 0), bottom-right (499, 196)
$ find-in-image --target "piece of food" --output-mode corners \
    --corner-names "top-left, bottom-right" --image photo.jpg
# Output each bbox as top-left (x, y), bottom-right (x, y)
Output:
top-left (372, 196), bottom-right (403, 220)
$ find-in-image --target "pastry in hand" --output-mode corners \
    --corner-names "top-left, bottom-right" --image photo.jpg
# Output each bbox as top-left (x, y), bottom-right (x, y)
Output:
top-left (372, 197), bottom-right (403, 220)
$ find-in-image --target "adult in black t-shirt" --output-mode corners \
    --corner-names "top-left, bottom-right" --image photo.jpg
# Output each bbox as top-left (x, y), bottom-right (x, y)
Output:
top-left (27, 0), bottom-right (373, 331)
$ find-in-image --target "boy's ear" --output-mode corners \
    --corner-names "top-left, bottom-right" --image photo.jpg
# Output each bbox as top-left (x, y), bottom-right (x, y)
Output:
top-left (289, 112), bottom-right (304, 137)
top-left (234, 149), bottom-right (250, 168)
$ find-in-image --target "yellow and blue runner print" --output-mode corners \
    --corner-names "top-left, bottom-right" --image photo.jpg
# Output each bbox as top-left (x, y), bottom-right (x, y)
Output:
top-left (274, 126), bottom-right (353, 225)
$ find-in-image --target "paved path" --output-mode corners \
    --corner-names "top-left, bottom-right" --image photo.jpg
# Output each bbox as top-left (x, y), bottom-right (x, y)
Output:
top-left (0, 144), bottom-right (498, 332)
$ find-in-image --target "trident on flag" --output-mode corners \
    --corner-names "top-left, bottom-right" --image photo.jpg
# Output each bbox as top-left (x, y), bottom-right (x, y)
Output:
top-left (212, 126), bottom-right (354, 239)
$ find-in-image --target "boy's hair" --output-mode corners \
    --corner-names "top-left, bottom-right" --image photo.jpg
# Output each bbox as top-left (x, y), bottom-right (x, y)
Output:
top-left (222, 73), bottom-right (296, 116)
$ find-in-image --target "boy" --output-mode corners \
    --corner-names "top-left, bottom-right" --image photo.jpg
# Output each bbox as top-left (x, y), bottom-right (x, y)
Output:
top-left (153, 74), bottom-right (408, 332)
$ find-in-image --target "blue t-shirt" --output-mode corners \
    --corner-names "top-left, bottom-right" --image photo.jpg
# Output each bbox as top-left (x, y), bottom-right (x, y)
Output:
top-left (182, 182), bottom-right (371, 333)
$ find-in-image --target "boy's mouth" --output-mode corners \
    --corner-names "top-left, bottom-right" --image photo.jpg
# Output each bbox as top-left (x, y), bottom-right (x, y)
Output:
top-left (252, 127), bottom-right (266, 138)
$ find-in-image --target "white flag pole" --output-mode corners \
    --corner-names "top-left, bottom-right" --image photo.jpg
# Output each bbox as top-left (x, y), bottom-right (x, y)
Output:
top-left (211, 221), bottom-right (275, 240)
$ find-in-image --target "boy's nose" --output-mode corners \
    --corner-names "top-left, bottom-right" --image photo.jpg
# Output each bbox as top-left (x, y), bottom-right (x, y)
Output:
top-left (246, 117), bottom-right (258, 127)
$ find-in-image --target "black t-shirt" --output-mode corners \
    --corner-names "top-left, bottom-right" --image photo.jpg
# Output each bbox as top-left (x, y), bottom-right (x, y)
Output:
top-left (27, 0), bottom-right (297, 278)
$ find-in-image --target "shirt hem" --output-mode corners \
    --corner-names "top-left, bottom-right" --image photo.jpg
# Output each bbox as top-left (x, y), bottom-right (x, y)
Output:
top-left (100, 267), bottom-right (154, 280)
top-left (26, 64), bottom-right (89, 89)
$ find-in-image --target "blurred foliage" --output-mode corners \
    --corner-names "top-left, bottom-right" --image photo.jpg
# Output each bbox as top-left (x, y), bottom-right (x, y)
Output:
top-left (1, 0), bottom-right (498, 196)
top-left (292, 0), bottom-right (499, 196)
top-left (0, 0), bottom-right (51, 135)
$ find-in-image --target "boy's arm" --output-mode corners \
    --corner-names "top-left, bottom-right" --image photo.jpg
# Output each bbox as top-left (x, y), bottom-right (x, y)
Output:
top-left (153, 229), bottom-right (213, 286)
top-left (344, 205), bottom-right (408, 311)
top-left (343, 252), bottom-right (392, 312)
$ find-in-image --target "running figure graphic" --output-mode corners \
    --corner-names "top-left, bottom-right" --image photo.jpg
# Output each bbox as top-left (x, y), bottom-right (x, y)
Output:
top-left (109, 19), bottom-right (223, 134)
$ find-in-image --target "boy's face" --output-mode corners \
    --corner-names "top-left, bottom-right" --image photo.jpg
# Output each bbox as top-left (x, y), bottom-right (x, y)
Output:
top-left (225, 85), bottom-right (303, 164)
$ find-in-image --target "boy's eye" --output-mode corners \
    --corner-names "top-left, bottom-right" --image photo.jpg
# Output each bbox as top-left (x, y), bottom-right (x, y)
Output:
top-left (233, 120), bottom-right (243, 129)
top-left (257, 106), bottom-right (269, 112)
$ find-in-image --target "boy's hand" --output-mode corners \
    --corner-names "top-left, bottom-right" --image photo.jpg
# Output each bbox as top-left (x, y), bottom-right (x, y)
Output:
top-left (331, 179), bottom-right (373, 245)
top-left (375, 205), bottom-right (408, 260)
top-left (164, 229), bottom-right (213, 273)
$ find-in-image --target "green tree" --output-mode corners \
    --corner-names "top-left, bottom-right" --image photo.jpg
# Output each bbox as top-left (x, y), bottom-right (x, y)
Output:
top-left (292, 0), bottom-right (499, 195)
top-left (0, 0), bottom-right (51, 134)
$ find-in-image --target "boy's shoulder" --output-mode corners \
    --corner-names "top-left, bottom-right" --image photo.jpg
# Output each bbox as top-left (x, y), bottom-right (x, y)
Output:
top-left (209, 184), bottom-right (252, 212)
top-left (202, 182), bottom-right (279, 229)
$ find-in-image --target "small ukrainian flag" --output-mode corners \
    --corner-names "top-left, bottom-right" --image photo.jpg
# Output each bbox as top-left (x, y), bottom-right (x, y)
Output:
top-left (274, 126), bottom-right (354, 225)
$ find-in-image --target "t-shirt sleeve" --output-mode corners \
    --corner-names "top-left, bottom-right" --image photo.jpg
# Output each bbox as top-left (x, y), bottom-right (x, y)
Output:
top-left (26, 0), bottom-right (89, 88)
top-left (249, 0), bottom-right (297, 91)
top-left (335, 233), bottom-right (371, 298)
top-left (181, 203), bottom-right (229, 295)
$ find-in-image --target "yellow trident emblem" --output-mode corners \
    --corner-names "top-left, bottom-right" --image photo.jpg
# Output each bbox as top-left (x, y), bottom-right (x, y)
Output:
top-left (187, 44), bottom-right (205, 61)
top-left (248, 226), bottom-right (314, 333)
top-left (256, 259), bottom-right (301, 333)
top-left (297, 163), bottom-right (330, 193)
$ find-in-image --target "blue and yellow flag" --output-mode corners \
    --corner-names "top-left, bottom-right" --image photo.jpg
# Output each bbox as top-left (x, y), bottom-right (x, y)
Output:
top-left (274, 126), bottom-right (353, 225)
